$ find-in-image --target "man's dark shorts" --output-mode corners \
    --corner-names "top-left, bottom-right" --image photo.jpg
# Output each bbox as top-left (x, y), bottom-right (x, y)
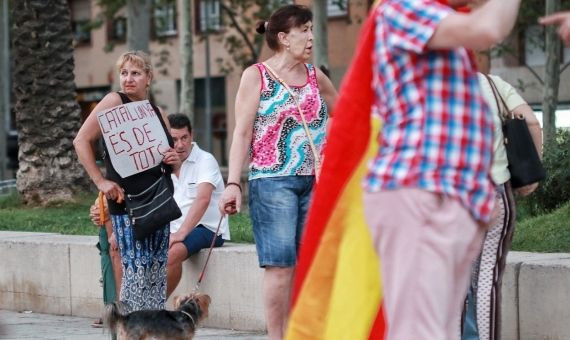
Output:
top-left (182, 224), bottom-right (224, 256)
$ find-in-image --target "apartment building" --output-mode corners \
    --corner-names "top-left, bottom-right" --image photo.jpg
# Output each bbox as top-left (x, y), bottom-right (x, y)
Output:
top-left (70, 0), bottom-right (374, 164)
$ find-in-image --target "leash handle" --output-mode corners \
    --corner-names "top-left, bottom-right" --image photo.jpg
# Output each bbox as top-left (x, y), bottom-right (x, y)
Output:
top-left (98, 191), bottom-right (107, 228)
top-left (192, 214), bottom-right (225, 293)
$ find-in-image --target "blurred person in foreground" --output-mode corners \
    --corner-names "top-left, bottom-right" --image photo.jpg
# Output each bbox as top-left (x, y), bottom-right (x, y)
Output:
top-left (363, 0), bottom-right (521, 339)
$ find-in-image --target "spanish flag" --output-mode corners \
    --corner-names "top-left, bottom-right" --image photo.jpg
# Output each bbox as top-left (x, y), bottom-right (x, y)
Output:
top-left (285, 3), bottom-right (385, 339)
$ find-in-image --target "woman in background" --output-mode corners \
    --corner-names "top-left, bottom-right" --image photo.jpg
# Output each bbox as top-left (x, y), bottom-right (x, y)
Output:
top-left (462, 72), bottom-right (542, 340)
top-left (219, 5), bottom-right (337, 339)
top-left (74, 51), bottom-right (179, 311)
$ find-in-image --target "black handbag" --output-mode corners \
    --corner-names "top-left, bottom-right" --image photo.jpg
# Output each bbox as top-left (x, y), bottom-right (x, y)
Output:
top-left (125, 168), bottom-right (182, 240)
top-left (485, 74), bottom-right (546, 188)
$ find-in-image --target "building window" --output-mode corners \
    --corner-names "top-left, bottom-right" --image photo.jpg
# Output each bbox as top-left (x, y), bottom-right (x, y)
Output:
top-left (69, 0), bottom-right (91, 45)
top-left (71, 20), bottom-right (91, 45)
top-left (196, 0), bottom-right (221, 33)
top-left (328, 0), bottom-right (348, 18)
top-left (108, 16), bottom-right (127, 42)
top-left (524, 25), bottom-right (545, 66)
top-left (523, 25), bottom-right (570, 66)
top-left (153, 0), bottom-right (177, 37)
top-left (178, 77), bottom-right (227, 165)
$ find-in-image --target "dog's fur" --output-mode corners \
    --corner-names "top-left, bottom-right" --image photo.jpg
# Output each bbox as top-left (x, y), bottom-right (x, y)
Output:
top-left (104, 293), bottom-right (211, 340)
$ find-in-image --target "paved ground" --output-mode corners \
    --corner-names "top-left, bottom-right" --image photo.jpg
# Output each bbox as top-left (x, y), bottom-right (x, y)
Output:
top-left (0, 310), bottom-right (268, 340)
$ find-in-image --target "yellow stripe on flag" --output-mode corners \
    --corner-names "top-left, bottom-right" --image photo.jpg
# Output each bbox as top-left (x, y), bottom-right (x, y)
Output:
top-left (286, 118), bottom-right (383, 340)
top-left (324, 118), bottom-right (382, 339)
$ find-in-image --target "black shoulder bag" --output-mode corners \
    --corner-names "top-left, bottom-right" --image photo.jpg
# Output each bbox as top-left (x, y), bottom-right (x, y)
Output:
top-left (485, 74), bottom-right (546, 188)
top-left (125, 168), bottom-right (182, 241)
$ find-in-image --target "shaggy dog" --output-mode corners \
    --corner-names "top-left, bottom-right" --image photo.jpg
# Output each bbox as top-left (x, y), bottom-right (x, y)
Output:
top-left (104, 293), bottom-right (211, 340)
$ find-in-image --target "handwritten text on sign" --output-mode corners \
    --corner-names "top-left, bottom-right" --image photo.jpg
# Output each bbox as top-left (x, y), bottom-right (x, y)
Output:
top-left (97, 100), bottom-right (168, 178)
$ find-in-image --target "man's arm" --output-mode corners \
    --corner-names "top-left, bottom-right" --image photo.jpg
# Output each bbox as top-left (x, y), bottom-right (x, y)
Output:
top-left (428, 0), bottom-right (521, 50)
top-left (540, 11), bottom-right (570, 46)
top-left (169, 183), bottom-right (214, 247)
top-left (315, 67), bottom-right (338, 117)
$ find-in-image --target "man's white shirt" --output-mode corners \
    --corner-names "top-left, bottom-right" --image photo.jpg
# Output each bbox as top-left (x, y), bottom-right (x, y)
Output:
top-left (170, 142), bottom-right (230, 240)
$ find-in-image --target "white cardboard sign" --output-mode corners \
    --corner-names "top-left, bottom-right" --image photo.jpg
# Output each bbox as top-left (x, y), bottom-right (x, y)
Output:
top-left (97, 100), bottom-right (169, 178)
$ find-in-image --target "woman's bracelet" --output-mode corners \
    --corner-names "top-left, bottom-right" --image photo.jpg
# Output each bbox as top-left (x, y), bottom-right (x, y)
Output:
top-left (226, 182), bottom-right (242, 193)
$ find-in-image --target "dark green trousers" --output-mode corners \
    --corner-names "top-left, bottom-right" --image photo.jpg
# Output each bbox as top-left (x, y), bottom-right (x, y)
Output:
top-left (97, 228), bottom-right (117, 304)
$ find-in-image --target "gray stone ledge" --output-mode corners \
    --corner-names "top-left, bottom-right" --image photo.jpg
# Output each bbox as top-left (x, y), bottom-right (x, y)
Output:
top-left (0, 231), bottom-right (264, 331)
top-left (2, 232), bottom-right (570, 336)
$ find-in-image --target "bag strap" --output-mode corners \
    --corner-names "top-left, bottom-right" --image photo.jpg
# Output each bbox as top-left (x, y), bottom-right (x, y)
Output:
top-left (262, 62), bottom-right (321, 176)
top-left (484, 74), bottom-right (512, 122)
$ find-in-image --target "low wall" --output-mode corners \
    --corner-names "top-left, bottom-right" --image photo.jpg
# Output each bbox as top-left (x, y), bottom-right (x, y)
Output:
top-left (0, 231), bottom-right (265, 331)
top-left (1, 231), bottom-right (570, 337)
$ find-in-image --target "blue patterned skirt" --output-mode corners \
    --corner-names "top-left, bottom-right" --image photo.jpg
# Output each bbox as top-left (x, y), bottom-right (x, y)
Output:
top-left (110, 214), bottom-right (169, 312)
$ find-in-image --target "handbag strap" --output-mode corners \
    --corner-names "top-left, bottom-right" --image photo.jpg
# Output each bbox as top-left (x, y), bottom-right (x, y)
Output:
top-left (262, 62), bottom-right (322, 175)
top-left (484, 73), bottom-right (512, 122)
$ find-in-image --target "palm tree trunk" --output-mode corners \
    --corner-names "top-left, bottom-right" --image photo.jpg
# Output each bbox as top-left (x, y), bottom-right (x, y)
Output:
top-left (12, 0), bottom-right (90, 205)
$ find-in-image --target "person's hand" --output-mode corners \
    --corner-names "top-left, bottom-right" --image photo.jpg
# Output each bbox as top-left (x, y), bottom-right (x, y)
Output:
top-left (95, 178), bottom-right (124, 203)
top-left (108, 232), bottom-right (119, 252)
top-left (162, 147), bottom-right (181, 168)
top-left (515, 182), bottom-right (539, 197)
top-left (89, 203), bottom-right (103, 227)
top-left (219, 185), bottom-right (241, 215)
top-left (540, 11), bottom-right (570, 46)
top-left (169, 231), bottom-right (186, 248)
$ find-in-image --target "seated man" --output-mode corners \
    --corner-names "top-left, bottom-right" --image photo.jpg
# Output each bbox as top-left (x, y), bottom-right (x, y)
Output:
top-left (166, 113), bottom-right (231, 297)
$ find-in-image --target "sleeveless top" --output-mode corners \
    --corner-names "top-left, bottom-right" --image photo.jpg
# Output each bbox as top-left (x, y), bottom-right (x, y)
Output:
top-left (249, 63), bottom-right (328, 180)
top-left (104, 92), bottom-right (174, 214)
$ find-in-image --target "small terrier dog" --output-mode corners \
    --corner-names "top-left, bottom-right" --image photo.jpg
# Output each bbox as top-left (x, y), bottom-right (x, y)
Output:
top-left (104, 293), bottom-right (211, 340)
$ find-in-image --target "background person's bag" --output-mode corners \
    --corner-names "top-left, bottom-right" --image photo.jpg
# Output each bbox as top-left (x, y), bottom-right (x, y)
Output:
top-left (485, 74), bottom-right (546, 188)
top-left (125, 168), bottom-right (181, 240)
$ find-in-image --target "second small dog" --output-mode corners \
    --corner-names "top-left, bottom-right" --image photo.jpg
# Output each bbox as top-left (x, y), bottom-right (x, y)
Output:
top-left (104, 293), bottom-right (211, 340)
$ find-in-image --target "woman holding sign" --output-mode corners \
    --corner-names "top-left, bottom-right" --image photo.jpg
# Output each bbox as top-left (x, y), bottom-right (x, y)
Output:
top-left (218, 5), bottom-right (337, 338)
top-left (74, 51), bottom-right (179, 312)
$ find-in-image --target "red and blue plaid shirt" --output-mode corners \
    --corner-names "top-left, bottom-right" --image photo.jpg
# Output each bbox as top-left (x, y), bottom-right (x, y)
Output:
top-left (365, 0), bottom-right (495, 222)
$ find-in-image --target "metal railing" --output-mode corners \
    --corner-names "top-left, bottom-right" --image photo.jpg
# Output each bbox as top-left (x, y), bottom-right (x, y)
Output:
top-left (0, 179), bottom-right (16, 196)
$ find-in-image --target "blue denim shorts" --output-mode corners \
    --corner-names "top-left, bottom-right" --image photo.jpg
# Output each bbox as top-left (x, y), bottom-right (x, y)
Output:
top-left (249, 175), bottom-right (315, 267)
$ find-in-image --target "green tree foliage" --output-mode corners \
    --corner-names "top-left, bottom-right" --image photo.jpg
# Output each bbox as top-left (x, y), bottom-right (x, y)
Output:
top-left (519, 129), bottom-right (570, 215)
top-left (217, 0), bottom-right (291, 72)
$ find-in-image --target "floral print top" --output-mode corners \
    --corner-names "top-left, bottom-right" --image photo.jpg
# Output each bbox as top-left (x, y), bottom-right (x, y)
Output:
top-left (249, 63), bottom-right (328, 180)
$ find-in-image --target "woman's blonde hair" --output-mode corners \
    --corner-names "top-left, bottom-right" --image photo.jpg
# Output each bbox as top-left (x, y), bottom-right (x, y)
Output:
top-left (115, 51), bottom-right (153, 76)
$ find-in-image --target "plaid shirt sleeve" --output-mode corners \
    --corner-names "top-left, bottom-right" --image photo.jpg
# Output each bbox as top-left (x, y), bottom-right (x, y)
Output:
top-left (383, 0), bottom-right (451, 54)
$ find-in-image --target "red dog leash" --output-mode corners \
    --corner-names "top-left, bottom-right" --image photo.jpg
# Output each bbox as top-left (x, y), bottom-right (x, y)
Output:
top-left (192, 214), bottom-right (225, 293)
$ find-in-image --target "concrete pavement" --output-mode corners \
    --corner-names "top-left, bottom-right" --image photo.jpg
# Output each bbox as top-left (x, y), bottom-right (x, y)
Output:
top-left (0, 310), bottom-right (268, 340)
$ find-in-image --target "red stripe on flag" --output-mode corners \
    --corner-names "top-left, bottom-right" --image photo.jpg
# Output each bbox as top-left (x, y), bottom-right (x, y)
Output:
top-left (291, 7), bottom-right (378, 307)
